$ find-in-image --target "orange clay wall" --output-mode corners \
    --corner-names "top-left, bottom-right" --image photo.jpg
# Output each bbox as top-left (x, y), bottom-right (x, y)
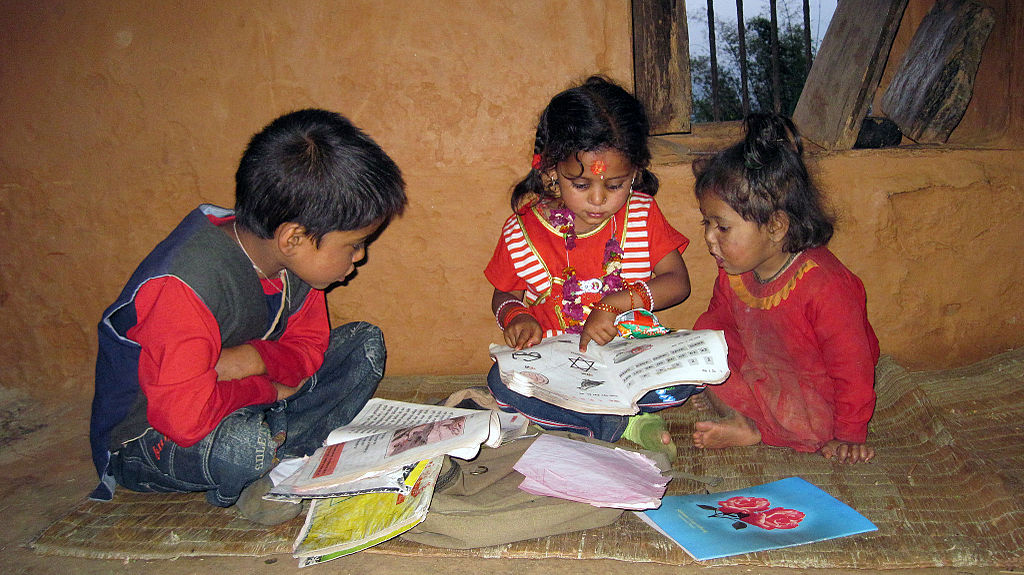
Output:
top-left (1, 0), bottom-right (1022, 404)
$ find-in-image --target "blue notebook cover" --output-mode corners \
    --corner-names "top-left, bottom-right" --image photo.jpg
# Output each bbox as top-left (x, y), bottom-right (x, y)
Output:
top-left (637, 477), bottom-right (877, 560)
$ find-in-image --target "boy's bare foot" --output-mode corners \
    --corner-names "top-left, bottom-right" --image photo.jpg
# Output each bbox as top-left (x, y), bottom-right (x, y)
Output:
top-left (692, 415), bottom-right (761, 449)
top-left (235, 476), bottom-right (302, 526)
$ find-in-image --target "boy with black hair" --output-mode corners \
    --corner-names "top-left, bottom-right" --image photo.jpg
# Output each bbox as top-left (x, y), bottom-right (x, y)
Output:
top-left (89, 109), bottom-right (407, 525)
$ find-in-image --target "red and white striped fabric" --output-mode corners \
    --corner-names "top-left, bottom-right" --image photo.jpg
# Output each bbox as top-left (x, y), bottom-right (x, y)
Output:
top-left (486, 192), bottom-right (687, 337)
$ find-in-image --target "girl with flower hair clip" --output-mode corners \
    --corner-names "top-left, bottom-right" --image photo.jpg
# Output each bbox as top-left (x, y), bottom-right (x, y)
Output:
top-left (691, 113), bottom-right (879, 464)
top-left (484, 76), bottom-right (700, 458)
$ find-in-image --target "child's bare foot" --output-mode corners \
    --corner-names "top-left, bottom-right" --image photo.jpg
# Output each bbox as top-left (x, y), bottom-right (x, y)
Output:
top-left (819, 440), bottom-right (875, 464)
top-left (692, 415), bottom-right (761, 449)
top-left (623, 413), bottom-right (677, 461)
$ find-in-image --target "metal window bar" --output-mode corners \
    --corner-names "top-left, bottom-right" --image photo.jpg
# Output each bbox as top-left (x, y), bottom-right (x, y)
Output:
top-left (770, 0), bottom-right (781, 113)
top-left (706, 0), bottom-right (721, 122)
top-left (737, 0), bottom-right (750, 115)
top-left (702, 0), bottom-right (817, 120)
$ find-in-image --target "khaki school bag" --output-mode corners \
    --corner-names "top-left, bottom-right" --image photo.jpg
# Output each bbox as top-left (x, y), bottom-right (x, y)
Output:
top-left (401, 428), bottom-right (666, 549)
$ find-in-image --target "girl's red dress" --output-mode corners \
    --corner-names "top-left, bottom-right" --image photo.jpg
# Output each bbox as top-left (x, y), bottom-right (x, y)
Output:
top-left (694, 247), bottom-right (879, 452)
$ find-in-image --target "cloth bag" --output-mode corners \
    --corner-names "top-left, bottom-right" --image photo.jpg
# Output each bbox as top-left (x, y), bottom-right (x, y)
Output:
top-left (400, 429), bottom-right (628, 549)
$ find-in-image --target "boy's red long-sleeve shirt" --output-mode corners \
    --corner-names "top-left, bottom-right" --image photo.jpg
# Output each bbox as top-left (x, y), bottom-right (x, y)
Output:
top-left (127, 275), bottom-right (329, 447)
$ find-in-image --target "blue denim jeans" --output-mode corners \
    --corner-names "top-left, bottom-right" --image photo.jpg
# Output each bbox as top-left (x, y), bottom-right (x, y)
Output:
top-left (110, 322), bottom-right (385, 507)
top-left (486, 363), bottom-right (702, 442)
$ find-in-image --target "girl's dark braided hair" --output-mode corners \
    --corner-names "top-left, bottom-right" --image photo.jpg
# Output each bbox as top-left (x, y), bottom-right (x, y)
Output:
top-left (510, 76), bottom-right (659, 213)
top-left (693, 113), bottom-right (834, 252)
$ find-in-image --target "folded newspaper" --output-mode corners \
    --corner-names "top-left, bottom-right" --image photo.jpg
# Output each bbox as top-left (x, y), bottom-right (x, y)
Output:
top-left (274, 399), bottom-right (501, 494)
top-left (489, 330), bottom-right (730, 415)
top-left (267, 460), bottom-right (423, 502)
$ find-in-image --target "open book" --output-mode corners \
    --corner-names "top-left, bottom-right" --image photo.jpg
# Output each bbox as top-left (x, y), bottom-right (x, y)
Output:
top-left (274, 399), bottom-right (501, 494)
top-left (489, 330), bottom-right (729, 415)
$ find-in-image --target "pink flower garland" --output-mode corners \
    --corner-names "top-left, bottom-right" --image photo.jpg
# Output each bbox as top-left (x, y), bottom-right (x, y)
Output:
top-left (548, 207), bottom-right (576, 249)
top-left (548, 206), bottom-right (624, 333)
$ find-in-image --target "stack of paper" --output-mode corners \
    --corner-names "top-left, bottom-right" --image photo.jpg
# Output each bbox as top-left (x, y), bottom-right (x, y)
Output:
top-left (261, 398), bottom-right (505, 566)
top-left (513, 434), bottom-right (670, 510)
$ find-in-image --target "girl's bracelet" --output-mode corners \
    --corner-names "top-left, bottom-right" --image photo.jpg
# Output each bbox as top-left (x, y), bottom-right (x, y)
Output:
top-left (495, 299), bottom-right (527, 329)
top-left (592, 301), bottom-right (623, 315)
top-left (636, 280), bottom-right (654, 311)
top-left (501, 306), bottom-right (531, 329)
top-left (625, 283), bottom-right (639, 310)
top-left (623, 283), bottom-right (648, 311)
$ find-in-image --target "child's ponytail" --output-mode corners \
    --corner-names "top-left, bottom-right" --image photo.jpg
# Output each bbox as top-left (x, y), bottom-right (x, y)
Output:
top-left (745, 113), bottom-right (832, 251)
top-left (511, 110), bottom-right (554, 213)
top-left (633, 167), bottom-right (660, 196)
top-left (695, 113), bottom-right (834, 252)
top-left (742, 114), bottom-right (803, 172)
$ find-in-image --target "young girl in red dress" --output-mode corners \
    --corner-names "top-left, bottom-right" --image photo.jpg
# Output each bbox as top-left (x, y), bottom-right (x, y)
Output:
top-left (691, 113), bottom-right (879, 464)
top-left (484, 76), bottom-right (697, 457)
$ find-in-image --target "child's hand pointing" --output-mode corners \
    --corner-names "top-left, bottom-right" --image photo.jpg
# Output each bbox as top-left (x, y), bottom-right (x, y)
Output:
top-left (579, 308), bottom-right (618, 353)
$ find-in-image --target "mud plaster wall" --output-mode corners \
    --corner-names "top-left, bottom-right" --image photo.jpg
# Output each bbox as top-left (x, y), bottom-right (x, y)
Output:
top-left (0, 0), bottom-right (1021, 403)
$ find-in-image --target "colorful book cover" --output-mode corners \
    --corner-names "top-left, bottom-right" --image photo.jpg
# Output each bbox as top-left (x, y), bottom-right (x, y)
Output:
top-left (292, 458), bottom-right (442, 567)
top-left (637, 477), bottom-right (877, 560)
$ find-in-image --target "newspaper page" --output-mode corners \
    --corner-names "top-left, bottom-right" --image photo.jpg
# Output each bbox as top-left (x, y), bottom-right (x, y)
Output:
top-left (280, 399), bottom-right (500, 491)
top-left (293, 457), bottom-right (443, 566)
top-left (489, 330), bottom-right (729, 415)
top-left (267, 460), bottom-right (420, 501)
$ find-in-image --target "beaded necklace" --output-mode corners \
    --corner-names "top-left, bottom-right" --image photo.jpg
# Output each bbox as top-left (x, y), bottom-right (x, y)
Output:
top-left (754, 251), bottom-right (799, 284)
top-left (233, 221), bottom-right (284, 295)
top-left (233, 220), bottom-right (288, 337)
top-left (547, 205), bottom-right (624, 333)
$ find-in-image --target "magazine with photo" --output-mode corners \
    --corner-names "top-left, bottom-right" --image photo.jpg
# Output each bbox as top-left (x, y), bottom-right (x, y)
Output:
top-left (276, 399), bottom-right (501, 493)
top-left (636, 477), bottom-right (878, 560)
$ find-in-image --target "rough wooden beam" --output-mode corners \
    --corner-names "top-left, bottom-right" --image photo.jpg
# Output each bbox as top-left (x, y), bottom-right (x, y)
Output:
top-left (632, 0), bottom-right (691, 135)
top-left (880, 0), bottom-right (995, 143)
top-left (792, 0), bottom-right (908, 150)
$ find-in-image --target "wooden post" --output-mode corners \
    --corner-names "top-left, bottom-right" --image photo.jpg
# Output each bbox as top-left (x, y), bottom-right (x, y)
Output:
top-left (632, 0), bottom-right (692, 134)
top-left (880, 0), bottom-right (995, 143)
top-left (792, 0), bottom-right (909, 149)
